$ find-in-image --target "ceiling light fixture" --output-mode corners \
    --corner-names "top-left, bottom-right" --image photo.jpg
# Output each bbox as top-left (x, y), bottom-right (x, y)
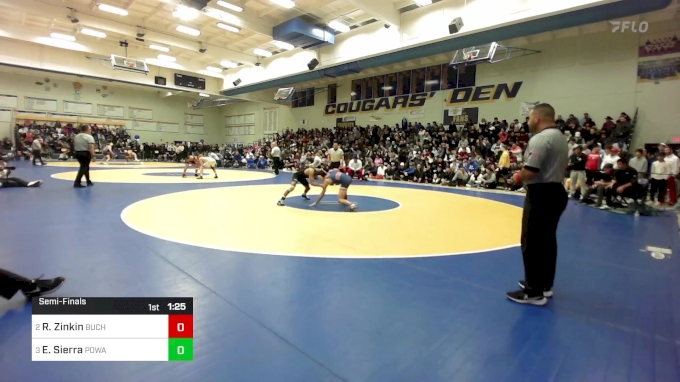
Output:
top-left (220, 60), bottom-right (238, 69)
top-left (97, 4), bottom-right (128, 16)
top-left (270, 0), bottom-right (295, 9)
top-left (414, 0), bottom-right (432, 5)
top-left (206, 66), bottom-right (223, 73)
top-left (216, 1), bottom-right (243, 12)
top-left (157, 54), bottom-right (177, 62)
top-left (176, 25), bottom-right (201, 36)
top-left (199, 93), bottom-right (210, 97)
top-left (328, 20), bottom-right (350, 33)
top-left (253, 48), bottom-right (272, 57)
top-left (216, 23), bottom-right (240, 33)
top-left (173, 5), bottom-right (200, 21)
top-left (50, 32), bottom-right (76, 42)
top-left (149, 44), bottom-right (170, 52)
top-left (80, 28), bottom-right (107, 38)
top-left (273, 40), bottom-right (294, 51)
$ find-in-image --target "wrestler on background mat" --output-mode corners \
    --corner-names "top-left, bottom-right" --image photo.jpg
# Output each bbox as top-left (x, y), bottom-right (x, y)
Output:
top-left (311, 169), bottom-right (357, 211)
top-left (278, 168), bottom-right (326, 206)
top-left (101, 143), bottom-right (114, 165)
top-left (183, 155), bottom-right (218, 179)
top-left (125, 150), bottom-right (139, 162)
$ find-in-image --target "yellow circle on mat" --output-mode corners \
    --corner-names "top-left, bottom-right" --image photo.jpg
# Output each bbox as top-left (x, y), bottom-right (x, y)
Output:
top-left (44, 161), bottom-right (184, 168)
top-left (121, 184), bottom-right (522, 258)
top-left (51, 168), bottom-right (275, 184)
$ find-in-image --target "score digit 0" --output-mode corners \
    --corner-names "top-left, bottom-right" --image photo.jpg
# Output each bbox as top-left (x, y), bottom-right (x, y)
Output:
top-left (177, 323), bottom-right (184, 332)
top-left (177, 345), bottom-right (184, 355)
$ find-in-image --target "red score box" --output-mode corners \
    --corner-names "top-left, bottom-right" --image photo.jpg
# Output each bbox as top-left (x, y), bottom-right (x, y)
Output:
top-left (168, 314), bottom-right (194, 338)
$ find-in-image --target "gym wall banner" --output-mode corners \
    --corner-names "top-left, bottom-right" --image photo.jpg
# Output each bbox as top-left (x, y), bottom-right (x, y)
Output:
top-left (336, 118), bottom-right (356, 128)
top-left (323, 82), bottom-right (523, 116)
top-left (443, 107), bottom-right (479, 126)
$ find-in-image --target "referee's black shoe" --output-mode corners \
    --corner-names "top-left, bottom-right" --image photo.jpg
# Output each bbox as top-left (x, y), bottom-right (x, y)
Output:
top-left (506, 289), bottom-right (548, 306)
top-left (518, 280), bottom-right (554, 297)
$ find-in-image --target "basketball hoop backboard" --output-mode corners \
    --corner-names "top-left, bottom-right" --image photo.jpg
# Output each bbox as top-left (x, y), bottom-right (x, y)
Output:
top-left (274, 87), bottom-right (295, 102)
top-left (451, 42), bottom-right (498, 67)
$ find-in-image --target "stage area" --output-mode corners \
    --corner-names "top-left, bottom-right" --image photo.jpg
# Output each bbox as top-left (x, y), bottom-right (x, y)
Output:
top-left (1, 163), bottom-right (679, 382)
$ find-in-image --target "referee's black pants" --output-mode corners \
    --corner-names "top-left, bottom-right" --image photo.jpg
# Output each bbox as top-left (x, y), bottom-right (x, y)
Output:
top-left (0, 268), bottom-right (32, 300)
top-left (272, 157), bottom-right (281, 174)
top-left (32, 149), bottom-right (44, 165)
top-left (74, 151), bottom-right (92, 185)
top-left (522, 183), bottom-right (567, 294)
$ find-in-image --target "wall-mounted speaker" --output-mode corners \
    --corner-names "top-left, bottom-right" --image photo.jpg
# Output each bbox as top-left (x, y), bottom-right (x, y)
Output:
top-left (448, 17), bottom-right (464, 34)
top-left (154, 76), bottom-right (166, 86)
top-left (307, 58), bottom-right (319, 70)
top-left (233, 78), bottom-right (242, 86)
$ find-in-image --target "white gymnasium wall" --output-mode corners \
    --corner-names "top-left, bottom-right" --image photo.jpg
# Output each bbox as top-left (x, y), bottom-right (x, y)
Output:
top-left (0, 71), bottom-right (224, 143)
top-left (221, 20), bottom-right (679, 146)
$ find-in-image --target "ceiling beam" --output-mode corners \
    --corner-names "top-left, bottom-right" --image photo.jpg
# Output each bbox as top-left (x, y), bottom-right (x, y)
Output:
top-left (156, 0), bottom-right (273, 37)
top-left (344, 0), bottom-right (400, 28)
top-left (395, 0), bottom-right (421, 10)
top-left (202, 6), bottom-right (273, 37)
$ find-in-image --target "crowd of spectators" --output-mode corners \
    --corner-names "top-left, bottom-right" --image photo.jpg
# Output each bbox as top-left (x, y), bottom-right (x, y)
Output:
top-left (4, 110), bottom-right (678, 210)
top-left (6, 121), bottom-right (133, 161)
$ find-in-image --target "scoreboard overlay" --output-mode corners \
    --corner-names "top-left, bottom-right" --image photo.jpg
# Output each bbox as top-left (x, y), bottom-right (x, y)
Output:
top-left (32, 297), bottom-right (193, 361)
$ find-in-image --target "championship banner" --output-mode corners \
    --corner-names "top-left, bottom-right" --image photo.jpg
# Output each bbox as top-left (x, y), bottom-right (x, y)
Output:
top-left (520, 101), bottom-right (539, 117)
top-left (443, 107), bottom-right (479, 126)
top-left (408, 109), bottom-right (425, 119)
top-left (447, 107), bottom-right (463, 116)
top-left (336, 117), bottom-right (355, 128)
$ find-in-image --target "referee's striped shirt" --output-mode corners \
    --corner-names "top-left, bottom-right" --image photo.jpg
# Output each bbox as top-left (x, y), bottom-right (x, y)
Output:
top-left (271, 146), bottom-right (281, 158)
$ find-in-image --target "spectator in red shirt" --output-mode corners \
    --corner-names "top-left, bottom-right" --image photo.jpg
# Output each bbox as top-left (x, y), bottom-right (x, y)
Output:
top-left (586, 146), bottom-right (601, 184)
top-left (498, 128), bottom-right (508, 144)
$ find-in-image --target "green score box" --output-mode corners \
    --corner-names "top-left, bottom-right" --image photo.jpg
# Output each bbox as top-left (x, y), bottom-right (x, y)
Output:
top-left (168, 338), bottom-right (194, 361)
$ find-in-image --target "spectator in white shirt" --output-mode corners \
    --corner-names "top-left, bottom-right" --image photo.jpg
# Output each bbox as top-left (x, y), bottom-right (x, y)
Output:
top-left (650, 152), bottom-right (671, 206)
top-left (376, 164), bottom-right (386, 179)
top-left (662, 144), bottom-right (679, 206)
top-left (347, 156), bottom-right (364, 180)
top-left (601, 146), bottom-right (620, 170)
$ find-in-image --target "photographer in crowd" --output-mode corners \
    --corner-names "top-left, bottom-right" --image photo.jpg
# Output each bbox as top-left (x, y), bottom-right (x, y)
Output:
top-left (0, 162), bottom-right (42, 188)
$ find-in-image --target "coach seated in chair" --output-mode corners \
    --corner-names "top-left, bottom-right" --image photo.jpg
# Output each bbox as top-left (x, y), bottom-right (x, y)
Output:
top-left (232, 152), bottom-right (243, 168)
top-left (1, 162), bottom-right (42, 188)
top-left (347, 156), bottom-right (364, 180)
top-left (580, 164), bottom-right (615, 207)
top-left (585, 159), bottom-right (643, 210)
top-left (256, 156), bottom-right (268, 169)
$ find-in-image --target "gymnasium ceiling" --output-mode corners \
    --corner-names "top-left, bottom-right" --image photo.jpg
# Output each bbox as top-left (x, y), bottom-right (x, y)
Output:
top-left (0, 0), bottom-right (411, 72)
top-left (0, 0), bottom-right (677, 100)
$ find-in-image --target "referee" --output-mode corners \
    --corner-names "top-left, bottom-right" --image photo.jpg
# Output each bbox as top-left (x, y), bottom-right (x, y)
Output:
top-left (73, 124), bottom-right (95, 188)
top-left (327, 142), bottom-right (344, 169)
top-left (507, 103), bottom-right (568, 306)
top-left (270, 141), bottom-right (281, 175)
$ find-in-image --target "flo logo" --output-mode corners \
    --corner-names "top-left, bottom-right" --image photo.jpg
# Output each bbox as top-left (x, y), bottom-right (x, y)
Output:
top-left (610, 21), bottom-right (648, 33)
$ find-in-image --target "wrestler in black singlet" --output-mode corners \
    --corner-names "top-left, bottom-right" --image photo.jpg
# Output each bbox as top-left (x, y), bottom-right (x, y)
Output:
top-left (293, 168), bottom-right (310, 187)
